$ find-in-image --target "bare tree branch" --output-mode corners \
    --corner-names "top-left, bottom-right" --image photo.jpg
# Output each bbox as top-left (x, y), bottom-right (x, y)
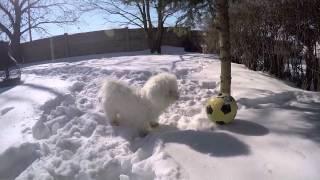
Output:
top-left (0, 0), bottom-right (79, 60)
top-left (81, 0), bottom-right (181, 53)
top-left (0, 22), bottom-right (12, 38)
top-left (0, 2), bottom-right (14, 24)
top-left (21, 19), bottom-right (77, 35)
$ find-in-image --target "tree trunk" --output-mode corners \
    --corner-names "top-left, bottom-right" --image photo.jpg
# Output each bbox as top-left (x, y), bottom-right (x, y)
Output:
top-left (146, 27), bottom-right (163, 54)
top-left (10, 2), bottom-right (22, 62)
top-left (144, 0), bottom-right (156, 53)
top-left (146, 30), bottom-right (156, 53)
top-left (154, 0), bottom-right (164, 54)
top-left (278, 56), bottom-right (284, 78)
top-left (5, 68), bottom-right (9, 80)
top-left (154, 25), bottom-right (164, 54)
top-left (318, 58), bottom-right (320, 91)
top-left (312, 44), bottom-right (318, 91)
top-left (314, 60), bottom-right (318, 91)
top-left (216, 0), bottom-right (232, 95)
top-left (10, 33), bottom-right (22, 62)
top-left (303, 45), bottom-right (313, 90)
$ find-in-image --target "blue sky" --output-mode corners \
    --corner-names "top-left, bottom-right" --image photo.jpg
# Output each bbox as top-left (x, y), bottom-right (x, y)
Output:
top-left (0, 3), bottom-right (180, 42)
top-left (30, 10), bottom-right (178, 41)
top-left (31, 12), bottom-right (120, 40)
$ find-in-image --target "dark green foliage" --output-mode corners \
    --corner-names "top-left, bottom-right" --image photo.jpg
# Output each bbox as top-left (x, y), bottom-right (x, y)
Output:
top-left (175, 0), bottom-right (215, 27)
top-left (178, 0), bottom-right (320, 91)
top-left (229, 0), bottom-right (320, 91)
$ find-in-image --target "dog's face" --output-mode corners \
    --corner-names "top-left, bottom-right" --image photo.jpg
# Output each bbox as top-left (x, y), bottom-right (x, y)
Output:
top-left (142, 73), bottom-right (179, 110)
top-left (157, 76), bottom-right (179, 103)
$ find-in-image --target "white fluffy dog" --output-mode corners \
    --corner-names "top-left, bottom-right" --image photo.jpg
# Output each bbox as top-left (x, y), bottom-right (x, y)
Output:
top-left (99, 73), bottom-right (179, 133)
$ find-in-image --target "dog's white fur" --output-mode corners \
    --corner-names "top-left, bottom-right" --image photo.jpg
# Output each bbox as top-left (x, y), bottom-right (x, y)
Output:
top-left (99, 73), bottom-right (179, 132)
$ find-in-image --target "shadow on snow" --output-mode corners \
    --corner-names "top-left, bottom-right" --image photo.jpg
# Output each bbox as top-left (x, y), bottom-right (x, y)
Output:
top-left (218, 119), bottom-right (269, 136)
top-left (237, 90), bottom-right (320, 144)
top-left (160, 130), bottom-right (250, 157)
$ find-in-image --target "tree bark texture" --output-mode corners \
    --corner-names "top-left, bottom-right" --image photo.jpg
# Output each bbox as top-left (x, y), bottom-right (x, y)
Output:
top-left (216, 0), bottom-right (232, 95)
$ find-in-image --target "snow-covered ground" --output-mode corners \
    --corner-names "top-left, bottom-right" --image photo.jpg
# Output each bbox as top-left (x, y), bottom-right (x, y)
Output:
top-left (0, 47), bottom-right (320, 180)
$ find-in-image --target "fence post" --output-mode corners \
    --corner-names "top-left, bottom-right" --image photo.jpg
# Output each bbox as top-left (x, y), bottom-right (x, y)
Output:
top-left (50, 37), bottom-right (55, 61)
top-left (126, 27), bottom-right (130, 51)
top-left (64, 33), bottom-right (70, 58)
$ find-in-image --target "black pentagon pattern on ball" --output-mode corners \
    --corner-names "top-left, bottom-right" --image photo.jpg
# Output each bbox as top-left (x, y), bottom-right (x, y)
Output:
top-left (221, 104), bottom-right (232, 114)
top-left (216, 121), bottom-right (226, 125)
top-left (206, 105), bottom-right (213, 115)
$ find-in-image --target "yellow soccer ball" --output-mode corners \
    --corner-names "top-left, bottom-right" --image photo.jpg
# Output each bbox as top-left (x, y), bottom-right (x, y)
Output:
top-left (206, 94), bottom-right (238, 124)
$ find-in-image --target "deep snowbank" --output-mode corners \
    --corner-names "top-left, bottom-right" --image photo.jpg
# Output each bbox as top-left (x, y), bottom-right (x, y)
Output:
top-left (0, 47), bottom-right (319, 180)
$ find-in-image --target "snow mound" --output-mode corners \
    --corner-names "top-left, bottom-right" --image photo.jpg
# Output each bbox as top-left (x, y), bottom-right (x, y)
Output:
top-left (18, 65), bottom-right (193, 179)
top-left (32, 120), bottom-right (51, 139)
top-left (2, 49), bottom-right (320, 180)
top-left (32, 93), bottom-right (84, 140)
top-left (20, 109), bottom-right (183, 180)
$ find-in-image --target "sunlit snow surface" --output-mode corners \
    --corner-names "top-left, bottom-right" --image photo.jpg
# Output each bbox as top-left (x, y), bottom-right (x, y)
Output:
top-left (0, 47), bottom-right (319, 180)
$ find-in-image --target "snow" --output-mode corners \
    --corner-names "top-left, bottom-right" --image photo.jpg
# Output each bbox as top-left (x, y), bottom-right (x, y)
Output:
top-left (0, 75), bottom-right (70, 154)
top-left (0, 142), bottom-right (40, 180)
top-left (0, 46), bottom-right (319, 180)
